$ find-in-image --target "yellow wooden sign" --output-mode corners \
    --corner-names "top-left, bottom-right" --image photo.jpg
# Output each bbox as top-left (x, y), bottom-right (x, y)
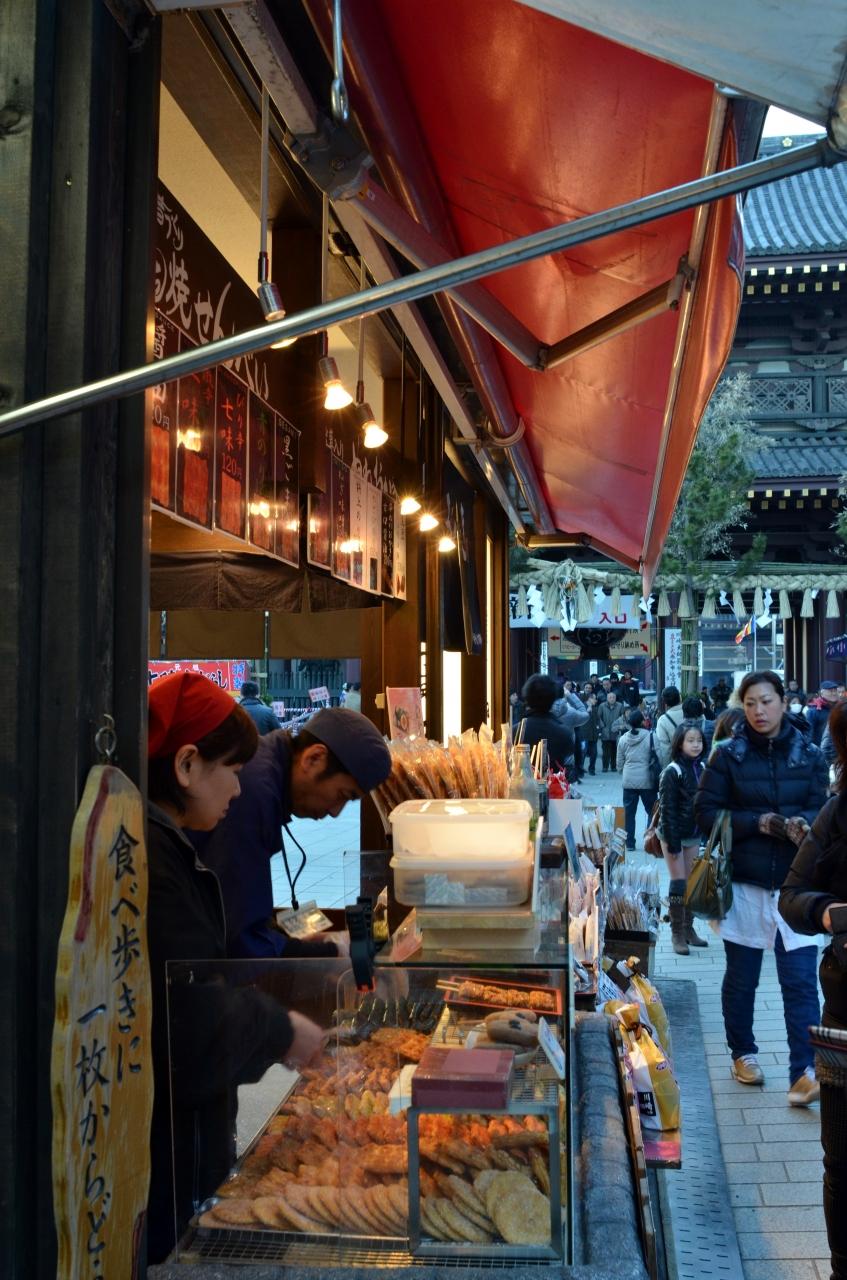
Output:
top-left (51, 764), bottom-right (152, 1280)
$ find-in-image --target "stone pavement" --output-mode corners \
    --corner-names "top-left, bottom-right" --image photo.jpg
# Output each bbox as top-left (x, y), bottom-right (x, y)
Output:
top-left (581, 770), bottom-right (830, 1280)
top-left (270, 775), bottom-right (832, 1279)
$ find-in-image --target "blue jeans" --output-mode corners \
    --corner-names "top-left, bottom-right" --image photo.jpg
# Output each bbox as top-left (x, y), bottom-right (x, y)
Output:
top-left (721, 935), bottom-right (820, 1084)
top-left (622, 787), bottom-right (657, 851)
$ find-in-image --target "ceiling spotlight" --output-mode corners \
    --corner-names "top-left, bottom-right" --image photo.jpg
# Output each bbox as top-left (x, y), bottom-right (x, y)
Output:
top-left (400, 496), bottom-right (421, 516)
top-left (319, 355), bottom-right (353, 410)
top-left (438, 534), bottom-right (457, 553)
top-left (256, 87), bottom-right (296, 349)
top-left (353, 402), bottom-right (388, 449)
top-left (419, 512), bottom-right (439, 532)
top-left (258, 280), bottom-right (285, 322)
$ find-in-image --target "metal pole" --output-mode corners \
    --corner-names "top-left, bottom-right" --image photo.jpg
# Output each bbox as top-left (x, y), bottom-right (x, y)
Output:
top-left (1, 138), bottom-right (842, 436)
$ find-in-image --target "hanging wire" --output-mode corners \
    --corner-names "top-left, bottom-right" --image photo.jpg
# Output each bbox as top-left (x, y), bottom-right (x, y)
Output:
top-left (258, 86), bottom-right (269, 280)
top-left (399, 330), bottom-right (407, 460)
top-left (356, 257), bottom-right (366, 401)
top-left (320, 192), bottom-right (329, 355)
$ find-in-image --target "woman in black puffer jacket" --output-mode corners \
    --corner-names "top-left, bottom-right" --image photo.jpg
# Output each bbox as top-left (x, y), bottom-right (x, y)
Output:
top-left (780, 700), bottom-right (847, 1280)
top-left (694, 670), bottom-right (829, 1099)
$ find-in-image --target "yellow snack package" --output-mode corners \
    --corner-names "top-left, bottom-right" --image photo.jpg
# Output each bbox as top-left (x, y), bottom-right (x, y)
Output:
top-left (608, 1003), bottom-right (680, 1132)
top-left (627, 972), bottom-right (672, 1063)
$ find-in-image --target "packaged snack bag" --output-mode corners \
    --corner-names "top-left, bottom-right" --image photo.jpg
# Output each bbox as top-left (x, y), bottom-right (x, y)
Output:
top-left (626, 972), bottom-right (672, 1064)
top-left (609, 1004), bottom-right (680, 1132)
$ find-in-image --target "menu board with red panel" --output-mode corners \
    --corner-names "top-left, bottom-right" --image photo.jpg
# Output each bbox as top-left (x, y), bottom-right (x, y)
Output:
top-left (175, 348), bottom-right (215, 529)
top-left (380, 490), bottom-right (395, 597)
top-left (275, 414), bottom-right (300, 567)
top-left (248, 392), bottom-right (275, 552)
top-left (366, 482), bottom-right (382, 594)
top-left (214, 369), bottom-right (248, 539)
top-left (331, 455), bottom-right (352, 582)
top-left (349, 466), bottom-right (367, 590)
top-left (150, 313), bottom-right (180, 510)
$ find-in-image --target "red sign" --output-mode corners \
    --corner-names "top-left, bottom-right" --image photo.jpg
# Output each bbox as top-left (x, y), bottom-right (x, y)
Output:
top-left (147, 660), bottom-right (249, 692)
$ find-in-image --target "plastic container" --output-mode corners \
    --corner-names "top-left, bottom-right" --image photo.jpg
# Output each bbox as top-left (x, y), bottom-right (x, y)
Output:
top-left (388, 798), bottom-right (532, 858)
top-left (390, 847), bottom-right (533, 907)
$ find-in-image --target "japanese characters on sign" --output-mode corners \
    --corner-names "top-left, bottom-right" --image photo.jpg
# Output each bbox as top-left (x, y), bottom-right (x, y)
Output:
top-left (274, 414), bottom-right (300, 567)
top-left (51, 766), bottom-right (152, 1280)
top-left (215, 369), bottom-right (247, 538)
top-left (349, 467), bottom-right (367, 590)
top-left (380, 491), bottom-right (395, 598)
top-left (307, 491), bottom-right (331, 569)
top-left (175, 338), bottom-right (215, 529)
top-left (148, 660), bottom-right (249, 692)
top-left (248, 393), bottom-right (275, 552)
top-left (393, 499), bottom-right (407, 601)
top-left (331, 455), bottom-right (352, 583)
top-left (366, 482), bottom-right (383, 594)
top-left (150, 313), bottom-right (180, 510)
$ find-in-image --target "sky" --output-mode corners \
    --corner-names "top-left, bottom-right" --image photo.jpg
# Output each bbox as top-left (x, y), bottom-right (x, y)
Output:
top-left (762, 107), bottom-right (825, 137)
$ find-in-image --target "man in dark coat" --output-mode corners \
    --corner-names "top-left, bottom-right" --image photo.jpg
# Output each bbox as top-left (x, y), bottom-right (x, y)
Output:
top-left (238, 679), bottom-right (282, 734)
top-left (196, 708), bottom-right (392, 958)
top-left (805, 680), bottom-right (839, 746)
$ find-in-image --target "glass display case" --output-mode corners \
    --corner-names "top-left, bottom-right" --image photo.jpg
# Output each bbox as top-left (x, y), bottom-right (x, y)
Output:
top-left (167, 892), bottom-right (574, 1269)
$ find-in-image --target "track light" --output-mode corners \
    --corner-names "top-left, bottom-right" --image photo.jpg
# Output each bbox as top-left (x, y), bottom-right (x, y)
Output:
top-left (258, 280), bottom-right (285, 323)
top-left (438, 534), bottom-right (457, 553)
top-left (320, 356), bottom-right (353, 410)
top-left (400, 496), bottom-right (421, 516)
top-left (257, 87), bottom-right (296, 348)
top-left (419, 512), bottom-right (439, 532)
top-left (353, 402), bottom-right (388, 449)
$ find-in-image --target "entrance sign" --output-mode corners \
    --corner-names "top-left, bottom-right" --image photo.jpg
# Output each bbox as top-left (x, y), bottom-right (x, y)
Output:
top-left (664, 628), bottom-right (682, 690)
top-left (51, 766), bottom-right (152, 1280)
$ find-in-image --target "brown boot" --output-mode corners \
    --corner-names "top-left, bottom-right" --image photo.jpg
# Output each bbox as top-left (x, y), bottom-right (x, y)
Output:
top-left (669, 895), bottom-right (689, 955)
top-left (685, 908), bottom-right (708, 947)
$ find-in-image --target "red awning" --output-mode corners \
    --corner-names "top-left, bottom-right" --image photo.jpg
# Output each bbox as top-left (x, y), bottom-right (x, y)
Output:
top-left (307, 0), bottom-right (744, 583)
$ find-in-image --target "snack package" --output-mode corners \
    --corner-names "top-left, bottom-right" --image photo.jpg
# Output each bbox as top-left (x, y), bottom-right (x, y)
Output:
top-left (627, 972), bottom-right (672, 1064)
top-left (610, 1003), bottom-right (680, 1132)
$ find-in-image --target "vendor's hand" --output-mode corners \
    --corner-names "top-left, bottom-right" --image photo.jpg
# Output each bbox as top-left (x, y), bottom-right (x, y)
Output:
top-left (785, 816), bottom-right (811, 847)
top-left (324, 930), bottom-right (350, 957)
top-left (758, 812), bottom-right (788, 839)
top-left (284, 1012), bottom-right (327, 1069)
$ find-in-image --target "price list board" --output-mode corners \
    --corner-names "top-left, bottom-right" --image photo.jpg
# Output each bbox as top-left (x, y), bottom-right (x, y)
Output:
top-left (274, 415), bottom-right (300, 567)
top-left (380, 490), bottom-right (395, 597)
top-left (331, 455), bottom-right (352, 582)
top-left (214, 368), bottom-right (248, 539)
top-left (247, 392), bottom-right (275, 552)
top-left (175, 345), bottom-right (215, 529)
top-left (150, 313), bottom-right (180, 510)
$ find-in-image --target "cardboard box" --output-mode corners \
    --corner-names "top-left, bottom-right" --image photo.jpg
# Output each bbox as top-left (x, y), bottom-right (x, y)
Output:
top-left (411, 1046), bottom-right (514, 1109)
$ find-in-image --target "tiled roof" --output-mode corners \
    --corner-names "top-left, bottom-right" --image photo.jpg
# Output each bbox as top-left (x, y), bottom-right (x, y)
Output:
top-left (746, 433), bottom-right (847, 480)
top-left (744, 136), bottom-right (847, 257)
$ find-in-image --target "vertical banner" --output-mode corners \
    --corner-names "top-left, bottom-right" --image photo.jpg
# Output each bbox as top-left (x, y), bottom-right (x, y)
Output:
top-left (381, 491), bottom-right (395, 597)
top-left (443, 458), bottom-right (483, 655)
top-left (274, 415), bottom-right (300, 568)
top-left (307, 491), bottom-right (331, 569)
top-left (366, 482), bottom-right (382, 594)
top-left (349, 467), bottom-right (367, 590)
top-left (331, 455), bottom-right (351, 582)
top-left (150, 314), bottom-right (179, 510)
top-left (664, 627), bottom-right (682, 690)
top-left (175, 346), bottom-right (215, 529)
top-left (214, 368), bottom-right (248, 539)
top-left (393, 499), bottom-right (407, 600)
top-left (247, 392), bottom-right (275, 551)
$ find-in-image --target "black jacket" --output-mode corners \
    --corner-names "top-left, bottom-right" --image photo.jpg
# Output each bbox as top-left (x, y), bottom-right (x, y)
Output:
top-left (657, 757), bottom-right (705, 851)
top-left (147, 805), bottom-right (294, 1262)
top-left (694, 720), bottom-right (829, 891)
top-left (239, 694), bottom-right (281, 735)
top-left (780, 792), bottom-right (847, 1026)
top-left (518, 712), bottom-right (575, 771)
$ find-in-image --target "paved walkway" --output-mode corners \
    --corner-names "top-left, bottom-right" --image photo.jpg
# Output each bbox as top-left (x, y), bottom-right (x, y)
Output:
top-left (267, 776), bottom-right (831, 1278)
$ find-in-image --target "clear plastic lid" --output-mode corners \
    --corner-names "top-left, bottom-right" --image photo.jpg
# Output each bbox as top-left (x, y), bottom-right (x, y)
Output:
top-left (388, 798), bottom-right (532, 822)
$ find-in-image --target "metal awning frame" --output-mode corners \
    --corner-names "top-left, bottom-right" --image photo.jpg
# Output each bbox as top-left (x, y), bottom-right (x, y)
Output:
top-left (2, 134), bottom-right (843, 435)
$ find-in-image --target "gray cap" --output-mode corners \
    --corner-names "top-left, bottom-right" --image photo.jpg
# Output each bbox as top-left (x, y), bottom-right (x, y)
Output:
top-left (821, 680), bottom-right (839, 691)
top-left (307, 707), bottom-right (391, 791)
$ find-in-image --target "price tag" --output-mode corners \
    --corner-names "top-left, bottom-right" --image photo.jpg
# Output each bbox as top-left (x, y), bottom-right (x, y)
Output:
top-left (537, 1016), bottom-right (566, 1080)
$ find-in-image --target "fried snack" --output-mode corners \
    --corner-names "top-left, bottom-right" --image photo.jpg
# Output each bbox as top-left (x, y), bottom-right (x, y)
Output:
top-left (529, 1147), bottom-right (551, 1195)
top-left (253, 1168), bottom-right (296, 1197)
top-left (360, 1144), bottom-right (408, 1174)
top-left (421, 1197), bottom-right (451, 1241)
top-left (440, 1173), bottom-right (488, 1219)
top-left (252, 1196), bottom-right (288, 1229)
top-left (385, 1181), bottom-right (409, 1224)
top-left (277, 1188), bottom-right (331, 1234)
top-left (483, 1171), bottom-right (551, 1245)
top-left (443, 1138), bottom-right (491, 1170)
top-left (215, 1174), bottom-right (262, 1199)
top-left (437, 1196), bottom-right (493, 1244)
top-left (343, 1186), bottom-right (385, 1236)
top-left (426, 1196), bottom-right (461, 1242)
top-left (198, 1210), bottom-right (221, 1229)
top-left (306, 1185), bottom-right (341, 1228)
top-left (367, 1186), bottom-right (404, 1235)
top-left (491, 1129), bottom-right (548, 1149)
top-left (419, 1140), bottom-right (465, 1175)
top-left (210, 1198), bottom-right (258, 1226)
top-left (489, 1147), bottom-right (524, 1171)
top-left (419, 1169), bottom-right (438, 1199)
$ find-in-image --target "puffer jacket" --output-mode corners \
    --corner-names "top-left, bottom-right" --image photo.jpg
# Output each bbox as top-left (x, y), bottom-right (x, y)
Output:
top-left (597, 699), bottom-right (624, 741)
top-left (657, 756), bottom-right (705, 850)
top-left (780, 792), bottom-right (847, 1026)
top-left (551, 690), bottom-right (590, 734)
top-left (616, 727), bottom-right (654, 789)
top-left (654, 705), bottom-right (684, 767)
top-left (694, 719), bottom-right (829, 891)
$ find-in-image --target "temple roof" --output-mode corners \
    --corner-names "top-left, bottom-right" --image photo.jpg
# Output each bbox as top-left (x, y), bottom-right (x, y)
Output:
top-left (744, 135), bottom-right (847, 258)
top-left (746, 432), bottom-right (847, 480)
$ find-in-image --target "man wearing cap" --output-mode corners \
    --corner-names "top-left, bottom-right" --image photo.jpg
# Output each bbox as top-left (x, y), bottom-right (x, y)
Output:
top-left (238, 679), bottom-right (281, 734)
top-left (195, 708), bottom-right (392, 958)
top-left (804, 680), bottom-right (840, 746)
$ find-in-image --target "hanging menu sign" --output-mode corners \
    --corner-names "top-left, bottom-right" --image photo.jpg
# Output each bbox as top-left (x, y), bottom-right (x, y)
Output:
top-left (307, 492), bottom-right (331, 569)
top-left (215, 368), bottom-right (248, 538)
top-left (274, 415), bottom-right (300, 567)
top-left (247, 392), bottom-right (275, 552)
top-left (366, 482), bottom-right (382, 594)
top-left (150, 183), bottom-right (300, 563)
top-left (349, 467), bottom-right (367, 590)
top-left (394, 499), bottom-right (407, 601)
top-left (381, 491), bottom-right (395, 597)
top-left (331, 455), bottom-right (352, 582)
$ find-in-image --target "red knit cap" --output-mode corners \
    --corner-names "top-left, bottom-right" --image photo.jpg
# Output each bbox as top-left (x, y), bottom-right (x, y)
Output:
top-left (148, 671), bottom-right (237, 758)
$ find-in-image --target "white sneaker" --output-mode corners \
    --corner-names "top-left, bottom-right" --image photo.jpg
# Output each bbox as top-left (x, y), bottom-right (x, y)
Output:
top-left (730, 1054), bottom-right (765, 1086)
top-left (787, 1068), bottom-right (820, 1107)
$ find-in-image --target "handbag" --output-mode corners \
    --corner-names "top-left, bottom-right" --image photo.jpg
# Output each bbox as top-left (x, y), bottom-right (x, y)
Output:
top-left (684, 810), bottom-right (733, 921)
top-left (643, 799), bottom-right (662, 857)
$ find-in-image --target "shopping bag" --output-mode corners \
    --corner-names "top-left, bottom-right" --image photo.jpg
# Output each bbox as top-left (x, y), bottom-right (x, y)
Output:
top-left (643, 799), bottom-right (662, 858)
top-left (684, 810), bottom-right (733, 920)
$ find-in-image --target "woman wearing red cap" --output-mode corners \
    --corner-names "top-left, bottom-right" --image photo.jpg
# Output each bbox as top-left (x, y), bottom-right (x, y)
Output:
top-left (146, 672), bottom-right (326, 1262)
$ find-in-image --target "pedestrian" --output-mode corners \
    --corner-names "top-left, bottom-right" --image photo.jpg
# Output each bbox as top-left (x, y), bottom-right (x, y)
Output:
top-left (616, 709), bottom-right (658, 852)
top-left (581, 693), bottom-right (601, 776)
top-left (195, 708), bottom-right (391, 958)
top-left (552, 685), bottom-right (589, 779)
top-left (517, 674), bottom-right (576, 774)
top-left (682, 694), bottom-right (715, 753)
top-left (786, 677), bottom-right (807, 707)
top-left (805, 680), bottom-right (840, 746)
top-left (657, 720), bottom-right (708, 954)
top-left (597, 690), bottom-right (622, 772)
top-left (708, 706), bottom-right (746, 759)
top-left (710, 677), bottom-right (731, 713)
top-left (238, 679), bottom-right (281, 734)
top-left (145, 672), bottom-right (326, 1261)
top-left (654, 686), bottom-right (684, 766)
top-left (694, 670), bottom-right (829, 1095)
top-left (618, 671), bottom-right (641, 708)
top-left (780, 698), bottom-right (847, 1277)
top-left (344, 682), bottom-right (362, 713)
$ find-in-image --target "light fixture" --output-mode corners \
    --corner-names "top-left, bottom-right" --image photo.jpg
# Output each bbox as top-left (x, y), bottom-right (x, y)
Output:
top-left (249, 499), bottom-right (271, 519)
top-left (438, 534), bottom-right (456, 553)
top-left (352, 258), bottom-right (387, 447)
top-left (319, 192), bottom-right (352, 409)
top-left (400, 496), bottom-right (421, 516)
top-left (320, 355), bottom-right (353, 410)
top-left (419, 512), bottom-right (439, 532)
top-left (339, 537), bottom-right (363, 555)
top-left (256, 87), bottom-right (296, 347)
